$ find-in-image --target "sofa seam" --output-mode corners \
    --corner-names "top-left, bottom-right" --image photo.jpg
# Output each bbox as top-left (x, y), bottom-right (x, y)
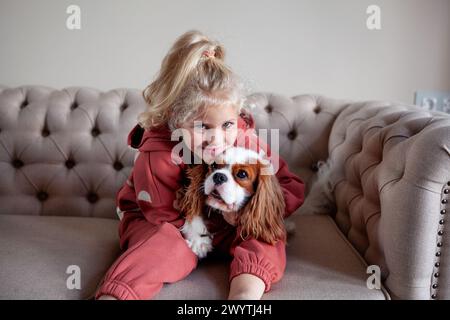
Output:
top-left (326, 215), bottom-right (391, 300)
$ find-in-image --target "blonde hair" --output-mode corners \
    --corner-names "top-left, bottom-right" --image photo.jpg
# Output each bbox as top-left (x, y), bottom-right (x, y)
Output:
top-left (138, 30), bottom-right (246, 131)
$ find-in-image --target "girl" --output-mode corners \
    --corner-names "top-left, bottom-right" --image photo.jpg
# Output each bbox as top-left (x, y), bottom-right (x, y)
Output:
top-left (96, 30), bottom-right (305, 300)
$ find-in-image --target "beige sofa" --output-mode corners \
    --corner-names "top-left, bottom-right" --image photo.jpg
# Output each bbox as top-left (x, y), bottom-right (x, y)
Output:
top-left (0, 85), bottom-right (449, 300)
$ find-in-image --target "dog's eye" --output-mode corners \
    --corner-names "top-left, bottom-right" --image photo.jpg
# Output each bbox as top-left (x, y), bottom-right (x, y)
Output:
top-left (210, 162), bottom-right (218, 170)
top-left (236, 170), bottom-right (248, 179)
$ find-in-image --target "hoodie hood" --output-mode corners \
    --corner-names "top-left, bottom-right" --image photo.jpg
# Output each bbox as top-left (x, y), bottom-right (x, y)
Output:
top-left (127, 123), bottom-right (177, 152)
top-left (127, 111), bottom-right (255, 152)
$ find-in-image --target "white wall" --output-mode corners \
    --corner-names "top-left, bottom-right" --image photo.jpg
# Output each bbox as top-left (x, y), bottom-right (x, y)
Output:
top-left (0, 0), bottom-right (449, 104)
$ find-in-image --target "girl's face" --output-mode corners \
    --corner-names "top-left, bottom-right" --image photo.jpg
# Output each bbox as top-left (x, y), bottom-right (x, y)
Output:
top-left (181, 104), bottom-right (239, 164)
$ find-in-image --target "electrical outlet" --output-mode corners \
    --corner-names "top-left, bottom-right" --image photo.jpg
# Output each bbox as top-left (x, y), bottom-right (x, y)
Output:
top-left (415, 90), bottom-right (450, 113)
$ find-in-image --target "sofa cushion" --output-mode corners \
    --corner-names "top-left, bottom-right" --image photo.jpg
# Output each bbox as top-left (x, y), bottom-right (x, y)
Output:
top-left (154, 214), bottom-right (390, 300)
top-left (0, 214), bottom-right (389, 300)
top-left (0, 215), bottom-right (120, 300)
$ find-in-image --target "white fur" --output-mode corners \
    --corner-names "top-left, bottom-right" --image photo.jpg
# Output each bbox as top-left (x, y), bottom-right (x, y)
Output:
top-left (217, 147), bottom-right (262, 165)
top-left (180, 216), bottom-right (213, 259)
top-left (296, 159), bottom-right (336, 216)
top-left (116, 207), bottom-right (124, 220)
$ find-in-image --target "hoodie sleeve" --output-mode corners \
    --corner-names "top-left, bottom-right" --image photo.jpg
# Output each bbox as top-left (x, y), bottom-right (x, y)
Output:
top-left (273, 154), bottom-right (306, 217)
top-left (130, 150), bottom-right (185, 227)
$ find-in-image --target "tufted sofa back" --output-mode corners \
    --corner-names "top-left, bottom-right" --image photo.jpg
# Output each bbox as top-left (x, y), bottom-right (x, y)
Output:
top-left (0, 86), bottom-right (145, 219)
top-left (0, 86), bottom-right (344, 220)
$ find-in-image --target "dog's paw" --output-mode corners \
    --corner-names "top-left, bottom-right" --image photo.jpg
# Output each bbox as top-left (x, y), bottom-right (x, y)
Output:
top-left (186, 234), bottom-right (213, 259)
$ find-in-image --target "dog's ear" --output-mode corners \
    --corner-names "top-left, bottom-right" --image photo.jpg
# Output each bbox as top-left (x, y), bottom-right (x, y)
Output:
top-left (180, 164), bottom-right (208, 221)
top-left (239, 162), bottom-right (286, 245)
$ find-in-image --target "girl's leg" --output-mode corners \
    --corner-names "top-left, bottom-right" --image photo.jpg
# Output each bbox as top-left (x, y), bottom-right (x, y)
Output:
top-left (228, 233), bottom-right (286, 299)
top-left (95, 220), bottom-right (198, 300)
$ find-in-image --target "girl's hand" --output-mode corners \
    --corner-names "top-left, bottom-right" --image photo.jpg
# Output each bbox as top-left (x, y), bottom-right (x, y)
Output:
top-left (222, 211), bottom-right (238, 226)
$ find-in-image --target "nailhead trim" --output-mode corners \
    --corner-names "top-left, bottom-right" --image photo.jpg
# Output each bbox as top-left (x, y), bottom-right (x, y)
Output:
top-left (431, 181), bottom-right (450, 299)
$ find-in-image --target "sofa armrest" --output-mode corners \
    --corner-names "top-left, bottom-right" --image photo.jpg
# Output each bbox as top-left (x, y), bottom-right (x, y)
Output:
top-left (325, 100), bottom-right (450, 299)
top-left (243, 92), bottom-right (450, 299)
top-left (378, 125), bottom-right (450, 299)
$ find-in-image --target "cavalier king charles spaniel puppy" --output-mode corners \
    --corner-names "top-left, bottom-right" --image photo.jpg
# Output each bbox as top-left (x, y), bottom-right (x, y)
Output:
top-left (179, 147), bottom-right (286, 258)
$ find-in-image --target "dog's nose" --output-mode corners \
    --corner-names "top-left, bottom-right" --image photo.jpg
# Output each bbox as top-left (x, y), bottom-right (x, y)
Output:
top-left (213, 172), bottom-right (228, 185)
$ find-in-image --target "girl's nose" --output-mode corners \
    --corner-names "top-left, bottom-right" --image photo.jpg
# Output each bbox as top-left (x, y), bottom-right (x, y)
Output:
top-left (205, 128), bottom-right (224, 144)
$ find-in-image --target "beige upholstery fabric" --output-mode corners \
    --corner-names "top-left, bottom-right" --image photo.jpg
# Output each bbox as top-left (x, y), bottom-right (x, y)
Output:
top-left (0, 85), bottom-right (448, 299)
top-left (0, 215), bottom-right (120, 299)
top-left (0, 214), bottom-right (388, 300)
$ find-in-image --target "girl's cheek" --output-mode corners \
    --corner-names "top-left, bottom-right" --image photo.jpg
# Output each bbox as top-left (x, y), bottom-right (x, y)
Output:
top-left (226, 129), bottom-right (238, 146)
top-left (193, 133), bottom-right (205, 149)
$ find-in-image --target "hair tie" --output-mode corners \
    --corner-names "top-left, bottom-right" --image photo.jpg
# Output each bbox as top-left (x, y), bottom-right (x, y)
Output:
top-left (202, 49), bottom-right (215, 58)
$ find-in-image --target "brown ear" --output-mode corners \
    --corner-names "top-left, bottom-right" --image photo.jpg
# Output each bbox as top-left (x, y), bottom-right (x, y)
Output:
top-left (179, 164), bottom-right (207, 221)
top-left (239, 163), bottom-right (286, 245)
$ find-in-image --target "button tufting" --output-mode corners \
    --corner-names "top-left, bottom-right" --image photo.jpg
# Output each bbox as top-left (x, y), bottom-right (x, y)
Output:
top-left (434, 272), bottom-right (440, 278)
top-left (432, 294), bottom-right (437, 299)
top-left (441, 209), bottom-right (446, 214)
top-left (436, 251), bottom-right (441, 257)
top-left (12, 159), bottom-right (24, 168)
top-left (444, 189), bottom-right (449, 194)
top-left (448, 181), bottom-right (450, 186)
top-left (70, 101), bottom-right (78, 110)
top-left (265, 105), bottom-right (273, 113)
top-left (91, 127), bottom-right (100, 137)
top-left (120, 103), bottom-right (128, 112)
top-left (287, 130), bottom-right (297, 140)
top-left (42, 128), bottom-right (50, 137)
top-left (437, 242), bottom-right (443, 247)
top-left (313, 106), bottom-right (321, 114)
top-left (438, 230), bottom-right (444, 236)
top-left (435, 262), bottom-right (440, 267)
top-left (87, 192), bottom-right (99, 203)
top-left (439, 219), bottom-right (445, 225)
top-left (433, 284), bottom-right (438, 289)
top-left (37, 191), bottom-right (48, 201)
top-left (113, 161), bottom-right (123, 171)
top-left (20, 99), bottom-right (28, 109)
top-left (442, 199), bottom-right (448, 204)
top-left (65, 159), bottom-right (76, 169)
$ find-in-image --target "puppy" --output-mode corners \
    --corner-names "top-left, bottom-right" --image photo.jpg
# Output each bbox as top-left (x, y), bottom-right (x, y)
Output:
top-left (179, 147), bottom-right (286, 258)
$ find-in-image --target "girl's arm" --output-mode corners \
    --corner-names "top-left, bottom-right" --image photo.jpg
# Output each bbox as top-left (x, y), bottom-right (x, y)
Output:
top-left (228, 274), bottom-right (265, 300)
top-left (116, 150), bottom-right (185, 227)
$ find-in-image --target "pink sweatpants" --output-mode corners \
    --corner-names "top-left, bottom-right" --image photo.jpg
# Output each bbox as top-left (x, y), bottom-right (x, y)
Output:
top-left (95, 211), bottom-right (286, 300)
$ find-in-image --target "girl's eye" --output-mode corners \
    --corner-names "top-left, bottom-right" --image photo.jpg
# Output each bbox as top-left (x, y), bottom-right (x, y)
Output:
top-left (223, 121), bottom-right (234, 129)
top-left (236, 170), bottom-right (248, 179)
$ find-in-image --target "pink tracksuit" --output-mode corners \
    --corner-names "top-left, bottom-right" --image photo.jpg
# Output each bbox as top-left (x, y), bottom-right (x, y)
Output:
top-left (95, 112), bottom-right (305, 300)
